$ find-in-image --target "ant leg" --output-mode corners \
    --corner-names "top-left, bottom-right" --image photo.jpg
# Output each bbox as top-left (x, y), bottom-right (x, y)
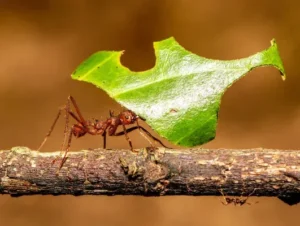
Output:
top-left (109, 110), bottom-right (114, 117)
top-left (248, 188), bottom-right (258, 196)
top-left (138, 126), bottom-right (170, 148)
top-left (219, 189), bottom-right (229, 205)
top-left (68, 95), bottom-right (88, 127)
top-left (37, 108), bottom-right (63, 151)
top-left (103, 131), bottom-right (107, 149)
top-left (54, 123), bottom-right (87, 169)
top-left (54, 110), bottom-right (86, 163)
top-left (38, 96), bottom-right (72, 151)
top-left (115, 126), bottom-right (170, 148)
top-left (38, 96), bottom-right (85, 151)
top-left (60, 95), bottom-right (71, 152)
top-left (136, 120), bottom-right (155, 147)
top-left (68, 110), bottom-right (83, 124)
top-left (53, 97), bottom-right (71, 164)
top-left (59, 126), bottom-right (74, 170)
top-left (122, 124), bottom-right (134, 151)
top-left (244, 188), bottom-right (258, 205)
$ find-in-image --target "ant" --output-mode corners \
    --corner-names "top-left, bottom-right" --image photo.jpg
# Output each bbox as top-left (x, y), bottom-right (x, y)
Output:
top-left (219, 188), bottom-right (258, 206)
top-left (37, 95), bottom-right (168, 169)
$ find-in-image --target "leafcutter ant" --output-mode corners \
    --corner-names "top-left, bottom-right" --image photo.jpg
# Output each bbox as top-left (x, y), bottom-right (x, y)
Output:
top-left (219, 188), bottom-right (258, 206)
top-left (38, 95), bottom-right (168, 169)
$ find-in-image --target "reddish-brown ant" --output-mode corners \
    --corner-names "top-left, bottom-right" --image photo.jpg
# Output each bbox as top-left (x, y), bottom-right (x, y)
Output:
top-left (38, 95), bottom-right (168, 169)
top-left (219, 188), bottom-right (258, 206)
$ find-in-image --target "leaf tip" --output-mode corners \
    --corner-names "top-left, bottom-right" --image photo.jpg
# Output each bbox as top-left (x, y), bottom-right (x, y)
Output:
top-left (71, 70), bottom-right (79, 80)
top-left (269, 38), bottom-right (286, 81)
top-left (153, 36), bottom-right (178, 47)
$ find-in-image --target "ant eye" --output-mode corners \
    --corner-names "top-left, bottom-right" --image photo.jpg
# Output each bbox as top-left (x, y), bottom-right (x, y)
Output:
top-left (125, 115), bottom-right (129, 119)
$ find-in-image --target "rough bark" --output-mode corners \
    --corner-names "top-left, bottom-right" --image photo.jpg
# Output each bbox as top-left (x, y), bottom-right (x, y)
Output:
top-left (0, 147), bottom-right (300, 205)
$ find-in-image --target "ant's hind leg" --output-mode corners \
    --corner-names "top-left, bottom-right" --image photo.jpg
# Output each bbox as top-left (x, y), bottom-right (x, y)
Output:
top-left (68, 95), bottom-right (87, 126)
top-left (38, 96), bottom-right (72, 152)
top-left (58, 126), bottom-right (74, 170)
top-left (37, 107), bottom-right (64, 151)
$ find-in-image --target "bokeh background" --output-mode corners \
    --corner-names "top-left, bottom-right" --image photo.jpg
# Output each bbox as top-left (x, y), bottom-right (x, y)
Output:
top-left (1, 0), bottom-right (300, 225)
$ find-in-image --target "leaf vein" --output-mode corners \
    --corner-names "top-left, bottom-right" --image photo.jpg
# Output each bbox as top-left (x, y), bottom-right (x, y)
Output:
top-left (175, 113), bottom-right (217, 144)
top-left (77, 54), bottom-right (116, 81)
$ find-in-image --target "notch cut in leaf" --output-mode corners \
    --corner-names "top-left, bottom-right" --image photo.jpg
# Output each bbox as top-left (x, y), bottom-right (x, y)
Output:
top-left (72, 37), bottom-right (285, 147)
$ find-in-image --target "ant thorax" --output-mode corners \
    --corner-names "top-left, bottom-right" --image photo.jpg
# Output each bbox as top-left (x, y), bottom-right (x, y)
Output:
top-left (92, 119), bottom-right (108, 130)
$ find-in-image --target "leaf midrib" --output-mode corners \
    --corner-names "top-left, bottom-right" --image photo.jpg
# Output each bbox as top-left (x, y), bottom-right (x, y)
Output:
top-left (76, 54), bottom-right (116, 81)
top-left (112, 68), bottom-right (246, 97)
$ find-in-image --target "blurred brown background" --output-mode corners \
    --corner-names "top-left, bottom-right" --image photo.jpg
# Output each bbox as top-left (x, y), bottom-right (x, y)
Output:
top-left (0, 0), bottom-right (300, 225)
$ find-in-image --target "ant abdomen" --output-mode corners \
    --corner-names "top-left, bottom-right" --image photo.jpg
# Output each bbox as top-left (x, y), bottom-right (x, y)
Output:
top-left (72, 125), bottom-right (86, 138)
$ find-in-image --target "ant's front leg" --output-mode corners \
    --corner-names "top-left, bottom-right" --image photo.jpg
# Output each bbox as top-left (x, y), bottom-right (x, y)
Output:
top-left (115, 126), bottom-right (170, 149)
top-left (37, 107), bottom-right (64, 151)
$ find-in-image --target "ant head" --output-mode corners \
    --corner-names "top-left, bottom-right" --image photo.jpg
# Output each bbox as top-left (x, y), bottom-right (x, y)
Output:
top-left (119, 110), bottom-right (138, 125)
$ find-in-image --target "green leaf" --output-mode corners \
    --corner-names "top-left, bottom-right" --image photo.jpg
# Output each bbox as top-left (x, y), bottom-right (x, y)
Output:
top-left (71, 37), bottom-right (285, 147)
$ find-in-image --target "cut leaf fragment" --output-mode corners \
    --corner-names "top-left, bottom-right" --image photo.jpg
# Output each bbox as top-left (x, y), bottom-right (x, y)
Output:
top-left (72, 37), bottom-right (285, 147)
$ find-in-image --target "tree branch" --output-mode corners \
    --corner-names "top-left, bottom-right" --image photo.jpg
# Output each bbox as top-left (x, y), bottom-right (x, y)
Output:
top-left (0, 147), bottom-right (300, 205)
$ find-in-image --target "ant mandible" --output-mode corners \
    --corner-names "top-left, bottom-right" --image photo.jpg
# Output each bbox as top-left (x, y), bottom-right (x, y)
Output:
top-left (37, 95), bottom-right (168, 169)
